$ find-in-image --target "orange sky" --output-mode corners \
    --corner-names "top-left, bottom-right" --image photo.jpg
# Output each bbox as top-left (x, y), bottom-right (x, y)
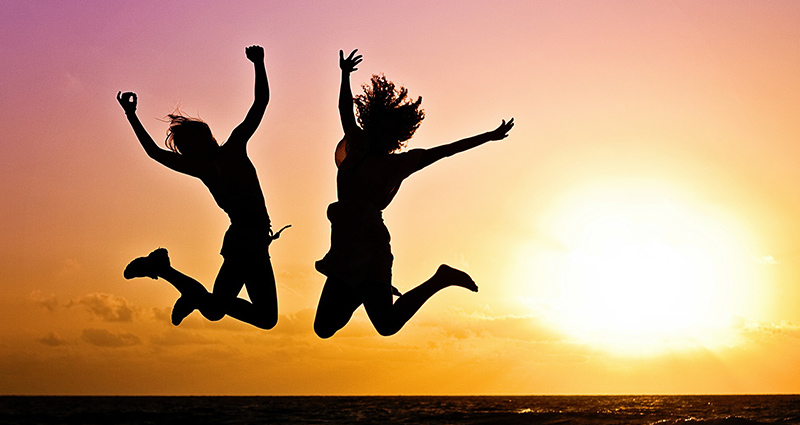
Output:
top-left (2, 0), bottom-right (800, 395)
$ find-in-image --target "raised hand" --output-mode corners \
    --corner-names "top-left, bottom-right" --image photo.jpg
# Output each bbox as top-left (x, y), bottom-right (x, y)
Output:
top-left (339, 49), bottom-right (362, 73)
top-left (245, 45), bottom-right (264, 63)
top-left (117, 91), bottom-right (138, 114)
top-left (487, 118), bottom-right (515, 141)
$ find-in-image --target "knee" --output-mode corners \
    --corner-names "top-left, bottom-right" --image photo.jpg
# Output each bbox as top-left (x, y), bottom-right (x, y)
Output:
top-left (254, 314), bottom-right (278, 330)
top-left (373, 321), bottom-right (400, 337)
top-left (313, 319), bottom-right (338, 339)
top-left (201, 306), bottom-right (226, 322)
top-left (195, 293), bottom-right (226, 322)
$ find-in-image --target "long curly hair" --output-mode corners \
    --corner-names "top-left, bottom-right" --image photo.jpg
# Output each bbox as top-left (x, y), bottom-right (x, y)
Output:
top-left (164, 113), bottom-right (218, 155)
top-left (355, 74), bottom-right (424, 154)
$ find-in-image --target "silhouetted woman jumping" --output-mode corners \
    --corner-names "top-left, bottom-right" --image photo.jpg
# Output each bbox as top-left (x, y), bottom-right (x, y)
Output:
top-left (118, 45), bottom-right (286, 329)
top-left (314, 49), bottom-right (514, 338)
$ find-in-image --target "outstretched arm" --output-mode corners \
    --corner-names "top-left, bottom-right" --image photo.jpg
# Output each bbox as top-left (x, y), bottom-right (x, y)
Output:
top-left (117, 91), bottom-right (192, 173)
top-left (413, 118), bottom-right (515, 172)
top-left (227, 45), bottom-right (269, 149)
top-left (339, 49), bottom-right (362, 134)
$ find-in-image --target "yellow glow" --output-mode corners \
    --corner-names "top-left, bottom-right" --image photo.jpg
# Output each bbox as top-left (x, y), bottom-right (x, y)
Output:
top-left (516, 181), bottom-right (756, 356)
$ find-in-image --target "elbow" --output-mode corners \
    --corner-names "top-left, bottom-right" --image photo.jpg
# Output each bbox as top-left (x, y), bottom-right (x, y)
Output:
top-left (254, 94), bottom-right (269, 109)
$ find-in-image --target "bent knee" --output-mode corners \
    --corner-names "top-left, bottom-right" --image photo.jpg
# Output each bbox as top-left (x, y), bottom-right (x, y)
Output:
top-left (314, 320), bottom-right (339, 339)
top-left (201, 308), bottom-right (226, 322)
top-left (254, 314), bottom-right (278, 330)
top-left (314, 325), bottom-right (335, 339)
top-left (315, 329), bottom-right (335, 339)
top-left (373, 322), bottom-right (400, 337)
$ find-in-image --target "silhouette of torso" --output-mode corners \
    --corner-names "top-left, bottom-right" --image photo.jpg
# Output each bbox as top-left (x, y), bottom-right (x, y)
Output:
top-left (201, 144), bottom-right (270, 229)
top-left (335, 131), bottom-right (421, 210)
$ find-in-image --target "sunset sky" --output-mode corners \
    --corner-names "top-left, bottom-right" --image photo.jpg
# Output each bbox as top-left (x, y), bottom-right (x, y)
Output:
top-left (2, 0), bottom-right (800, 395)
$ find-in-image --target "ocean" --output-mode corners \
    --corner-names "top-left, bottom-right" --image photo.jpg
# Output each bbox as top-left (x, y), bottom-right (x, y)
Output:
top-left (1, 395), bottom-right (798, 424)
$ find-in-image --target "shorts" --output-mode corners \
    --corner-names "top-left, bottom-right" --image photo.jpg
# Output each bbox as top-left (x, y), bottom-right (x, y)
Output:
top-left (315, 201), bottom-right (393, 288)
top-left (220, 223), bottom-right (272, 260)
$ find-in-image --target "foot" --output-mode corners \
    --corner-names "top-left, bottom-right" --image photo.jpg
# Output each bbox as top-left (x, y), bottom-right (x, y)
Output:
top-left (435, 264), bottom-right (478, 292)
top-left (123, 248), bottom-right (170, 280)
top-left (171, 296), bottom-right (195, 326)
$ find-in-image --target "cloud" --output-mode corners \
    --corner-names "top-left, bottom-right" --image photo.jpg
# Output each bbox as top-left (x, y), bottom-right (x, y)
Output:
top-left (77, 293), bottom-right (136, 322)
top-left (754, 255), bottom-right (780, 265)
top-left (421, 308), bottom-right (566, 342)
top-left (151, 307), bottom-right (171, 324)
top-left (30, 291), bottom-right (59, 312)
top-left (150, 330), bottom-right (214, 346)
top-left (271, 308), bottom-right (315, 336)
top-left (740, 320), bottom-right (800, 339)
top-left (38, 332), bottom-right (69, 347)
top-left (471, 313), bottom-right (565, 342)
top-left (55, 258), bottom-right (82, 278)
top-left (82, 328), bottom-right (141, 347)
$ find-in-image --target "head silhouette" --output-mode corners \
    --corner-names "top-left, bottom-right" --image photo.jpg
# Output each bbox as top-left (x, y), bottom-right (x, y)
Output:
top-left (355, 74), bottom-right (424, 154)
top-left (165, 114), bottom-right (218, 156)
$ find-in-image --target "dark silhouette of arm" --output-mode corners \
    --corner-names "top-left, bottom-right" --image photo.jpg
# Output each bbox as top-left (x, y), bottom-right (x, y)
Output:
top-left (339, 49), bottom-right (362, 134)
top-left (226, 45), bottom-right (269, 149)
top-left (413, 118), bottom-right (515, 172)
top-left (117, 91), bottom-right (204, 176)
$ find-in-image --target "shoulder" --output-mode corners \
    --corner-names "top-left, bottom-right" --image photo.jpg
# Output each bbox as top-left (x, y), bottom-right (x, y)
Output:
top-left (343, 128), bottom-right (367, 148)
top-left (335, 138), bottom-right (347, 167)
top-left (336, 129), bottom-right (368, 167)
top-left (387, 149), bottom-right (424, 176)
top-left (218, 140), bottom-right (246, 157)
top-left (390, 148), bottom-right (424, 163)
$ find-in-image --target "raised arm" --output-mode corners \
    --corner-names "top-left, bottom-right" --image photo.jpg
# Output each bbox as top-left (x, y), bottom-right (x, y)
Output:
top-left (117, 91), bottom-right (194, 174)
top-left (338, 49), bottom-right (362, 134)
top-left (414, 118), bottom-right (515, 172)
top-left (226, 45), bottom-right (269, 149)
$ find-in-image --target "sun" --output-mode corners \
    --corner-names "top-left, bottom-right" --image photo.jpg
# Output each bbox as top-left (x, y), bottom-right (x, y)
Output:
top-left (515, 181), bottom-right (755, 355)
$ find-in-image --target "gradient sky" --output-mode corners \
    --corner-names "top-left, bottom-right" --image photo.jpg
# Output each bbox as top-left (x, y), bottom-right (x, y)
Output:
top-left (2, 0), bottom-right (800, 395)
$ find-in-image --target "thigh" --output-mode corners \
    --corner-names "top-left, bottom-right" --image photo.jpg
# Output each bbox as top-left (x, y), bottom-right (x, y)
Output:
top-left (314, 278), bottom-right (363, 335)
top-left (216, 223), bottom-right (272, 301)
top-left (212, 259), bottom-right (246, 299)
top-left (241, 254), bottom-right (278, 309)
top-left (360, 281), bottom-right (395, 328)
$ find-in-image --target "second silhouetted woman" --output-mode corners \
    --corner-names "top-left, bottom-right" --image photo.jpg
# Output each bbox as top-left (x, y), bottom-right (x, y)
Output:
top-left (314, 49), bottom-right (514, 338)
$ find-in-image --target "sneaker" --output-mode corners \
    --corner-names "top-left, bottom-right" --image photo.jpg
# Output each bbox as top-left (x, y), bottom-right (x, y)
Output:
top-left (123, 248), bottom-right (170, 280)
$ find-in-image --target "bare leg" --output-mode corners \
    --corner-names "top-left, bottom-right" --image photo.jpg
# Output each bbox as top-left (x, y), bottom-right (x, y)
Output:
top-left (160, 267), bottom-right (213, 326)
top-left (124, 248), bottom-right (277, 328)
top-left (205, 255), bottom-right (278, 330)
top-left (124, 248), bottom-right (213, 325)
top-left (363, 264), bottom-right (477, 336)
top-left (314, 277), bottom-right (363, 338)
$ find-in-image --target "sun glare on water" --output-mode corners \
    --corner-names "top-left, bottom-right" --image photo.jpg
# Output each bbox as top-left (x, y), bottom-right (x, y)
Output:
top-left (517, 182), bottom-right (755, 356)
